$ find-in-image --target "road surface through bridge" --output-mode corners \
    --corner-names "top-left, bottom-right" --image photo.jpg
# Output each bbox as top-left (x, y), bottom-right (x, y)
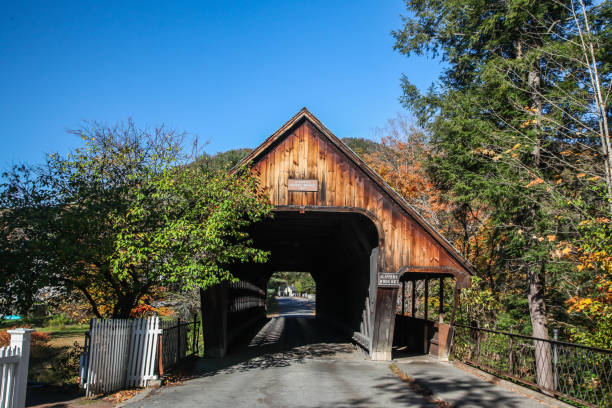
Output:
top-left (125, 297), bottom-right (551, 408)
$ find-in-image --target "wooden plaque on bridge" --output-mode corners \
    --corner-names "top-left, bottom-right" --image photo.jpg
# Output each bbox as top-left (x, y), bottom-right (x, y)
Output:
top-left (288, 179), bottom-right (318, 192)
top-left (378, 273), bottom-right (400, 287)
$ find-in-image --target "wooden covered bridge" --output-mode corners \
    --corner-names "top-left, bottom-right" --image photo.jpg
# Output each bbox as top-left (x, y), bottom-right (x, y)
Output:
top-left (200, 108), bottom-right (473, 361)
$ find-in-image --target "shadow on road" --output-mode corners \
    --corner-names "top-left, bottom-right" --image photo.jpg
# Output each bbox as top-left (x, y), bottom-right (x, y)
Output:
top-left (170, 297), bottom-right (360, 380)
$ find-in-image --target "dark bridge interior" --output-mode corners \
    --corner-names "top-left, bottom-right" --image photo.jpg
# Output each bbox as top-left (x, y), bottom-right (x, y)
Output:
top-left (201, 210), bottom-right (380, 357)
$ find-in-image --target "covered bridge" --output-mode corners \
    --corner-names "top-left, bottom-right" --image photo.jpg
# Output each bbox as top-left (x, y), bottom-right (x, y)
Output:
top-left (200, 108), bottom-right (473, 360)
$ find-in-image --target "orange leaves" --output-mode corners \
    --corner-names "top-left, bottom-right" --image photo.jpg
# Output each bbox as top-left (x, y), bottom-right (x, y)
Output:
top-left (524, 178), bottom-right (544, 188)
top-left (566, 276), bottom-right (612, 315)
top-left (106, 389), bottom-right (142, 404)
top-left (0, 327), bottom-right (50, 348)
top-left (551, 241), bottom-right (575, 259)
top-left (130, 304), bottom-right (156, 318)
top-left (567, 296), bottom-right (594, 313)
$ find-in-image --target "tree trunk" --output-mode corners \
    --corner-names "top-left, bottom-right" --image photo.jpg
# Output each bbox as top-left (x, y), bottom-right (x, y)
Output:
top-left (527, 263), bottom-right (554, 392)
top-left (78, 286), bottom-right (102, 318)
top-left (115, 294), bottom-right (136, 319)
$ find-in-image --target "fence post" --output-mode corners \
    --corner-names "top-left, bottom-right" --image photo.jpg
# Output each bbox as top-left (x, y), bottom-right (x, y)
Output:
top-left (178, 318), bottom-right (182, 362)
top-left (8, 328), bottom-right (35, 408)
top-left (508, 327), bottom-right (514, 376)
top-left (553, 328), bottom-right (558, 391)
top-left (475, 322), bottom-right (481, 364)
top-left (192, 315), bottom-right (197, 355)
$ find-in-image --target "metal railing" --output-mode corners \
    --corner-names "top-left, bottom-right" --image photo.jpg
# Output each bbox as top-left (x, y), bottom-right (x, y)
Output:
top-left (452, 323), bottom-right (612, 407)
top-left (159, 316), bottom-right (200, 375)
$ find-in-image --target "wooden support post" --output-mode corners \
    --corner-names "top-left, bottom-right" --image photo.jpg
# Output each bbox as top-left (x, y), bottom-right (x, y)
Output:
top-left (411, 281), bottom-right (416, 317)
top-left (201, 283), bottom-right (229, 358)
top-left (439, 277), bottom-right (444, 323)
top-left (192, 314), bottom-right (197, 355)
top-left (424, 279), bottom-right (429, 355)
top-left (450, 282), bottom-right (459, 325)
top-left (401, 281), bottom-right (406, 316)
top-left (424, 279), bottom-right (429, 321)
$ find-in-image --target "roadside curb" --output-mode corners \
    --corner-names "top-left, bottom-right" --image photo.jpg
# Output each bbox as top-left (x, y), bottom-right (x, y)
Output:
top-left (451, 361), bottom-right (574, 408)
top-left (114, 386), bottom-right (159, 408)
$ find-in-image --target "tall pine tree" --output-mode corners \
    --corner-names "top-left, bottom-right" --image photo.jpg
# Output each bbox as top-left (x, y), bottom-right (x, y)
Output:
top-left (394, 0), bottom-right (610, 389)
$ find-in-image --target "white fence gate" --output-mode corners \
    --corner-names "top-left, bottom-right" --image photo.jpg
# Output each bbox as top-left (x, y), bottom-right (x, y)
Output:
top-left (0, 329), bottom-right (34, 408)
top-left (84, 317), bottom-right (161, 396)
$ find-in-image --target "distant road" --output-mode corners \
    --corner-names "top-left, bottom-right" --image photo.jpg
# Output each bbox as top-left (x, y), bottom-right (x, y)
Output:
top-left (270, 296), bottom-right (315, 317)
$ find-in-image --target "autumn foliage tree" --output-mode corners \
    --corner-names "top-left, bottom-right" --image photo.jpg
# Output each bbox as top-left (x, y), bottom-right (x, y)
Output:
top-left (0, 120), bottom-right (271, 318)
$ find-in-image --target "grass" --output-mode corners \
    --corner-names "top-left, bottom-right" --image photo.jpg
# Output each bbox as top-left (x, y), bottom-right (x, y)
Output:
top-left (38, 324), bottom-right (89, 337)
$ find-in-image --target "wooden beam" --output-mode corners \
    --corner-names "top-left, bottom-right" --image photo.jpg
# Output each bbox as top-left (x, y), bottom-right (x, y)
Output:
top-left (424, 279), bottom-right (429, 321)
top-left (411, 281), bottom-right (416, 317)
top-left (424, 279), bottom-right (429, 354)
top-left (401, 281), bottom-right (406, 316)
top-left (450, 281), bottom-right (460, 325)
top-left (439, 277), bottom-right (444, 323)
top-left (201, 283), bottom-right (229, 358)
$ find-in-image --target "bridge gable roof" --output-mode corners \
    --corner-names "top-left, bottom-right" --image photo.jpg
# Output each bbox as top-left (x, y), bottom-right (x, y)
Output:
top-left (233, 107), bottom-right (474, 278)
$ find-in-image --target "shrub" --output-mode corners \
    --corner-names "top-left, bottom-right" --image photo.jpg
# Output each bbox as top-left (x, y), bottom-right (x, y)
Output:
top-left (0, 327), bottom-right (50, 348)
top-left (48, 313), bottom-right (73, 329)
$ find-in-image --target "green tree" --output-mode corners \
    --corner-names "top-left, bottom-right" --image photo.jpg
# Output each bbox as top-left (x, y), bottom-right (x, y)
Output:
top-left (197, 148), bottom-right (252, 171)
top-left (293, 272), bottom-right (316, 294)
top-left (0, 121), bottom-right (271, 317)
top-left (341, 137), bottom-right (381, 157)
top-left (393, 0), bottom-right (610, 389)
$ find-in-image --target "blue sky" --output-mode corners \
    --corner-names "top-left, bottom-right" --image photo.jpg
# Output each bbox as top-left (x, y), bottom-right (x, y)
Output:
top-left (0, 1), bottom-right (442, 166)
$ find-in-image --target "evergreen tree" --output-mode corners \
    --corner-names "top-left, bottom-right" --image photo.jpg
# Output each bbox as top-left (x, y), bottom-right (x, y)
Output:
top-left (394, 0), bottom-right (610, 389)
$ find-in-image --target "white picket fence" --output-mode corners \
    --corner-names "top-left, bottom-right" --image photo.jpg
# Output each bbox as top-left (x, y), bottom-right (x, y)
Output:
top-left (0, 329), bottom-right (34, 408)
top-left (84, 317), bottom-right (161, 396)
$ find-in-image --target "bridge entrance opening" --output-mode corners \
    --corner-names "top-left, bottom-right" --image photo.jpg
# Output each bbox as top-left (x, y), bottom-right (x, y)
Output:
top-left (266, 272), bottom-right (316, 318)
top-left (201, 209), bottom-right (380, 358)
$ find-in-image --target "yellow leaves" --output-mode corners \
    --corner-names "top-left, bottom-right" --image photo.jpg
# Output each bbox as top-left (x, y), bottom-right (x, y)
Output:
top-left (512, 143), bottom-right (521, 150)
top-left (551, 242), bottom-right (574, 259)
top-left (547, 235), bottom-right (556, 242)
top-left (560, 150), bottom-right (573, 156)
top-left (577, 173), bottom-right (587, 178)
top-left (525, 178), bottom-right (544, 188)
top-left (555, 178), bottom-right (563, 185)
top-left (492, 154), bottom-right (502, 162)
top-left (473, 147), bottom-right (497, 157)
top-left (520, 119), bottom-right (537, 128)
top-left (589, 176), bottom-right (600, 181)
top-left (567, 297), bottom-right (594, 313)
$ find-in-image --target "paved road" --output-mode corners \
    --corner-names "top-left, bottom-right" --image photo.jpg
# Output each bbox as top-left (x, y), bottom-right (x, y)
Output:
top-left (126, 297), bottom-right (550, 408)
